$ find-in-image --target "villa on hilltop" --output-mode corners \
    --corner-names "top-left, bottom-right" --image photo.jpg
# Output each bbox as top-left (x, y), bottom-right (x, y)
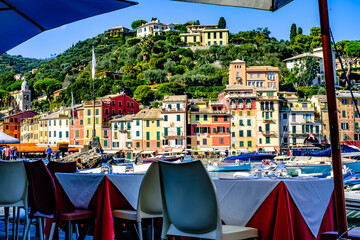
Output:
top-left (179, 24), bottom-right (229, 46)
top-left (136, 20), bottom-right (177, 38)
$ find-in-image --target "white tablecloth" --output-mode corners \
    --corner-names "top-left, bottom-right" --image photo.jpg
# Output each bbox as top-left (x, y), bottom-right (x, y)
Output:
top-left (55, 173), bottom-right (333, 237)
top-left (213, 177), bottom-right (334, 237)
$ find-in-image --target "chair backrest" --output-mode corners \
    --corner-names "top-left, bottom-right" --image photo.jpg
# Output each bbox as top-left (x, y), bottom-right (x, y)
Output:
top-left (47, 161), bottom-right (76, 177)
top-left (24, 160), bottom-right (56, 215)
top-left (158, 160), bottom-right (221, 238)
top-left (138, 161), bottom-right (162, 217)
top-left (0, 161), bottom-right (28, 207)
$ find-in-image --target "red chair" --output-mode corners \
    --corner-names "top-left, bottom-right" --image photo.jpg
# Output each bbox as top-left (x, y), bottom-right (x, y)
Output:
top-left (23, 160), bottom-right (96, 240)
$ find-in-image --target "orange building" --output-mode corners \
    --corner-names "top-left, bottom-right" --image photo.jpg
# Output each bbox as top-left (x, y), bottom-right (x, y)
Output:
top-left (228, 59), bottom-right (280, 91)
top-left (189, 99), bottom-right (231, 154)
top-left (0, 110), bottom-right (37, 139)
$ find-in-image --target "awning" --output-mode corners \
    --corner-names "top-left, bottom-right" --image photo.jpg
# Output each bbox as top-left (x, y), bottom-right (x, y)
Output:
top-left (199, 147), bottom-right (214, 152)
top-left (264, 147), bottom-right (275, 152)
top-left (172, 149), bottom-right (184, 153)
top-left (142, 150), bottom-right (155, 154)
top-left (133, 150), bottom-right (142, 154)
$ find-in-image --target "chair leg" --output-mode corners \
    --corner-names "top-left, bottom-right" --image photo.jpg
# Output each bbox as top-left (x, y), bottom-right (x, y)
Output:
top-left (5, 207), bottom-right (9, 240)
top-left (137, 221), bottom-right (143, 240)
top-left (38, 218), bottom-right (44, 240)
top-left (151, 218), bottom-right (155, 240)
top-left (75, 223), bottom-right (79, 239)
top-left (15, 207), bottom-right (20, 240)
top-left (48, 222), bottom-right (57, 240)
top-left (23, 218), bottom-right (31, 240)
top-left (12, 207), bottom-right (16, 240)
top-left (23, 208), bottom-right (30, 240)
top-left (68, 220), bottom-right (73, 240)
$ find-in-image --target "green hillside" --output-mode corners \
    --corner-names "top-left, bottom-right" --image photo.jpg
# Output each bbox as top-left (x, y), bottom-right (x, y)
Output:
top-left (1, 21), bottom-right (340, 113)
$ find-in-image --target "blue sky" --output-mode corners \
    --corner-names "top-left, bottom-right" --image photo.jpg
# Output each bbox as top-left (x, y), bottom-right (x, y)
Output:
top-left (6, 0), bottom-right (360, 59)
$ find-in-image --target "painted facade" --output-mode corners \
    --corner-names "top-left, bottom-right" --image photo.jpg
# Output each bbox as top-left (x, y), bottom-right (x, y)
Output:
top-left (228, 60), bottom-right (280, 91)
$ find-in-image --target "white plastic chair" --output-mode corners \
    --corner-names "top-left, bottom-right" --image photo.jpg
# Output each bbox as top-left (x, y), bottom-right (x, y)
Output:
top-left (158, 160), bottom-right (258, 240)
top-left (0, 160), bottom-right (29, 240)
top-left (112, 161), bottom-right (162, 240)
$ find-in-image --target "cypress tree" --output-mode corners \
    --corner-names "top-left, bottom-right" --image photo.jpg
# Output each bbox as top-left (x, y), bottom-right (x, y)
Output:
top-left (218, 17), bottom-right (226, 29)
top-left (290, 23), bottom-right (297, 46)
top-left (298, 27), bottom-right (303, 35)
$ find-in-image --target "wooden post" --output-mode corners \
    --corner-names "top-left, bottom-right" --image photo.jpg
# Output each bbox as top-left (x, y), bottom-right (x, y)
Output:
top-left (318, 0), bottom-right (348, 237)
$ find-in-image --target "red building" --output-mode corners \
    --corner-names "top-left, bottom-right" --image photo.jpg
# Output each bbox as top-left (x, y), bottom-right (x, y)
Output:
top-left (69, 105), bottom-right (85, 146)
top-left (0, 110), bottom-right (37, 139)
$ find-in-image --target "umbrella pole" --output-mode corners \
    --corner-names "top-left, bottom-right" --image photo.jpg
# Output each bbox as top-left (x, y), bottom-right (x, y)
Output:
top-left (318, 0), bottom-right (348, 237)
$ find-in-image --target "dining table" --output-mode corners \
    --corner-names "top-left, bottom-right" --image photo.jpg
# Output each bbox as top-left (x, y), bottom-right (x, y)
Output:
top-left (54, 172), bottom-right (336, 240)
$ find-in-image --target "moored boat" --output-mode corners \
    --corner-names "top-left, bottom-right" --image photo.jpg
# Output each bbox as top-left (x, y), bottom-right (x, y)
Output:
top-left (223, 152), bottom-right (276, 163)
top-left (206, 161), bottom-right (250, 172)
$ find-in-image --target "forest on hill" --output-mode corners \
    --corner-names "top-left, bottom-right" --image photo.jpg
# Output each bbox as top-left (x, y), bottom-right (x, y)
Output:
top-left (0, 19), bottom-right (357, 113)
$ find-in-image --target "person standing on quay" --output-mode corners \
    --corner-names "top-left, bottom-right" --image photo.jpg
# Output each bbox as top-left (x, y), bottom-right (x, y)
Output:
top-left (10, 147), bottom-right (14, 160)
top-left (46, 145), bottom-right (52, 161)
top-left (5, 146), bottom-right (11, 160)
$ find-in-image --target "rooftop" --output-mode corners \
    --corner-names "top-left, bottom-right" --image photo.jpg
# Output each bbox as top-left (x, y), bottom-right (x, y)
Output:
top-left (283, 52), bottom-right (322, 62)
top-left (163, 95), bottom-right (187, 102)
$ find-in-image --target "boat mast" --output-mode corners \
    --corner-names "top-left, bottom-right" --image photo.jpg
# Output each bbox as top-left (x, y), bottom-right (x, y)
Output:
top-left (71, 92), bottom-right (76, 144)
top-left (318, 0), bottom-right (347, 236)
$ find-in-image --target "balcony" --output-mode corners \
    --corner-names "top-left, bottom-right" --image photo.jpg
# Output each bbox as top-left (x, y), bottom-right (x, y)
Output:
top-left (163, 133), bottom-right (184, 138)
top-left (263, 118), bottom-right (274, 122)
top-left (258, 96), bottom-right (278, 100)
top-left (161, 108), bottom-right (186, 113)
top-left (225, 93), bottom-right (257, 99)
top-left (260, 131), bottom-right (277, 136)
top-left (212, 110), bottom-right (230, 115)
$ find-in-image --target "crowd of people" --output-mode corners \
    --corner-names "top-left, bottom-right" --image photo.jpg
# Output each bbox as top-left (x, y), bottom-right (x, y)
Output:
top-left (2, 146), bottom-right (18, 160)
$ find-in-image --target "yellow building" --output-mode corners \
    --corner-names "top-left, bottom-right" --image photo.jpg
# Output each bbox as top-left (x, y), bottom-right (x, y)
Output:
top-left (83, 101), bottom-right (103, 145)
top-left (39, 116), bottom-right (48, 144)
top-left (142, 108), bottom-right (162, 151)
top-left (202, 29), bottom-right (229, 46)
top-left (179, 24), bottom-right (229, 46)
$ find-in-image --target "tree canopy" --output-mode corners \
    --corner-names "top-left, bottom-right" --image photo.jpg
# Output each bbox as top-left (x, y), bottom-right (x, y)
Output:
top-left (131, 20), bottom-right (147, 29)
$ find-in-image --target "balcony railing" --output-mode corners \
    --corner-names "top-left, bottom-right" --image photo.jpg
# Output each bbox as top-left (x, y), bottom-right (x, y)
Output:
top-left (163, 133), bottom-right (184, 138)
top-left (260, 131), bottom-right (277, 136)
top-left (161, 108), bottom-right (186, 112)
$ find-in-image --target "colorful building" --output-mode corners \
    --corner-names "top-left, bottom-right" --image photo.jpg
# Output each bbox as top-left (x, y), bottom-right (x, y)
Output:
top-left (132, 109), bottom-right (149, 153)
top-left (136, 20), bottom-right (177, 38)
top-left (68, 105), bottom-right (85, 146)
top-left (218, 85), bottom-right (258, 153)
top-left (336, 91), bottom-right (360, 146)
top-left (228, 60), bottom-right (280, 91)
top-left (111, 114), bottom-right (134, 158)
top-left (161, 95), bottom-right (187, 154)
top-left (0, 110), bottom-right (37, 139)
top-left (180, 24), bottom-right (229, 46)
top-left (142, 108), bottom-right (162, 152)
top-left (188, 99), bottom-right (231, 155)
top-left (83, 93), bottom-right (139, 146)
top-left (279, 92), bottom-right (322, 154)
top-left (256, 89), bottom-right (280, 154)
